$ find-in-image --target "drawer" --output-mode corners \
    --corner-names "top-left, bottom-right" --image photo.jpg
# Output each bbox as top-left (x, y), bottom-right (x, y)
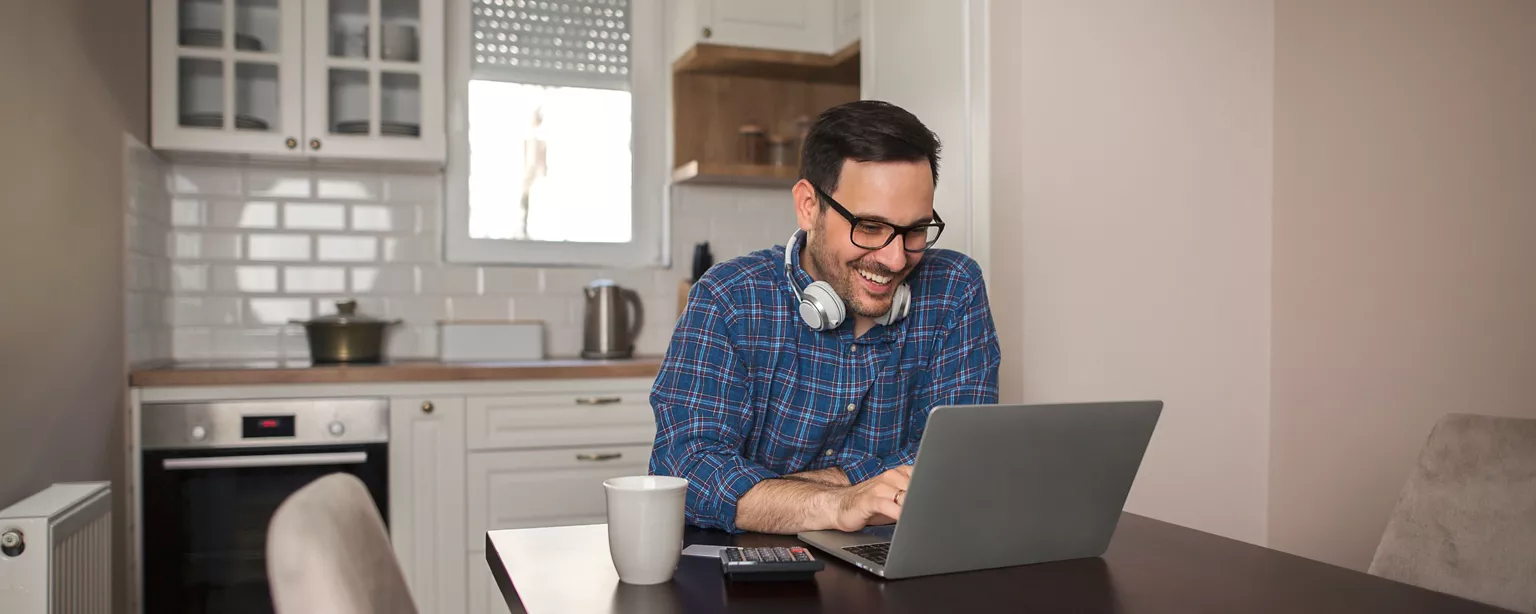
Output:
top-left (466, 391), bottom-right (656, 451)
top-left (467, 445), bottom-right (653, 545)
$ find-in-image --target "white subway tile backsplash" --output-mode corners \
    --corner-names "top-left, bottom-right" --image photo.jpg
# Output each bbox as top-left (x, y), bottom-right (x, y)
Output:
top-left (511, 296), bottom-right (578, 326)
top-left (349, 205), bottom-right (398, 231)
top-left (171, 265), bottom-right (208, 292)
top-left (350, 266), bottom-right (415, 294)
top-left (171, 166), bottom-right (242, 195)
top-left (284, 203), bottom-right (347, 230)
top-left (161, 161), bottom-right (788, 361)
top-left (483, 266), bottom-right (542, 294)
top-left (172, 199), bottom-right (203, 226)
top-left (447, 296), bottom-right (514, 321)
top-left (383, 173), bottom-right (441, 203)
top-left (247, 167), bottom-right (313, 198)
top-left (214, 328), bottom-right (282, 358)
top-left (284, 266), bottom-right (348, 293)
top-left (173, 327), bottom-right (214, 359)
top-left (316, 173), bottom-right (382, 200)
top-left (208, 200), bottom-right (278, 228)
top-left (317, 235), bottom-right (378, 261)
top-left (419, 266), bottom-right (480, 295)
top-left (175, 232), bottom-right (243, 260)
top-left (171, 296), bottom-right (242, 326)
top-left (248, 297), bottom-right (311, 325)
top-left (382, 236), bottom-right (436, 262)
top-left (384, 296), bottom-right (448, 323)
top-left (211, 265), bottom-right (280, 293)
top-left (248, 234), bottom-right (311, 261)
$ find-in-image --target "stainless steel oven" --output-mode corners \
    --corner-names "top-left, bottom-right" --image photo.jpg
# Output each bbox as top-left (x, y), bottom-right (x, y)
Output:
top-left (140, 398), bottom-right (389, 614)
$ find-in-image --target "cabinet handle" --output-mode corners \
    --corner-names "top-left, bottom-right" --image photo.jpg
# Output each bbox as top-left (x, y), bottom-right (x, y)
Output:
top-left (285, 137), bottom-right (298, 149)
top-left (576, 452), bottom-right (622, 462)
top-left (575, 396), bottom-right (622, 405)
top-left (701, 27), bottom-right (712, 39)
top-left (309, 138), bottom-right (321, 151)
top-left (421, 401), bottom-right (434, 414)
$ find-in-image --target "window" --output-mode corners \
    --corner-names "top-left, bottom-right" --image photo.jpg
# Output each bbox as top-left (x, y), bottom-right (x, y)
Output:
top-left (445, 0), bottom-right (666, 266)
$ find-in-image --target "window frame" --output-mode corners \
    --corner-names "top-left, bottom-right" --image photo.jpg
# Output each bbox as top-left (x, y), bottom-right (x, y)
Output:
top-left (443, 0), bottom-right (668, 267)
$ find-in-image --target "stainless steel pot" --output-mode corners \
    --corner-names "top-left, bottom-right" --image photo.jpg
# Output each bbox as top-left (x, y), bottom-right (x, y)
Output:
top-left (291, 300), bottom-right (401, 364)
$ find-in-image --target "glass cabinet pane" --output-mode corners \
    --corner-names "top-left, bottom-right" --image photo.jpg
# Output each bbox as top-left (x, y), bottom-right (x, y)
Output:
top-left (329, 0), bottom-right (370, 59)
top-left (178, 0), bottom-right (224, 48)
top-left (234, 0), bottom-right (280, 52)
top-left (329, 69), bottom-right (371, 135)
top-left (381, 72), bottom-right (421, 138)
top-left (381, 0), bottom-right (421, 63)
top-left (178, 58), bottom-right (224, 129)
top-left (235, 63), bottom-right (279, 131)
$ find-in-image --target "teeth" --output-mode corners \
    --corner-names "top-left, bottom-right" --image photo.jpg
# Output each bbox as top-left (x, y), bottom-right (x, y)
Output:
top-left (858, 269), bottom-right (892, 285)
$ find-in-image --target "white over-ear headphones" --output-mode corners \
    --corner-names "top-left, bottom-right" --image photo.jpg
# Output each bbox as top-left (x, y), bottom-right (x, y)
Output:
top-left (785, 230), bottom-right (911, 331)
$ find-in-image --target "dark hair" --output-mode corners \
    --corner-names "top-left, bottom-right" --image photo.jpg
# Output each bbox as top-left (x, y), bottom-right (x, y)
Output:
top-left (799, 100), bottom-right (942, 199)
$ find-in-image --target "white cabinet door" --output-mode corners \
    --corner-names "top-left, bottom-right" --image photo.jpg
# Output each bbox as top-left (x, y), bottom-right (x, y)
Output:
top-left (677, 0), bottom-right (835, 56)
top-left (467, 444), bottom-right (653, 543)
top-left (152, 0), bottom-right (306, 155)
top-left (862, 0), bottom-right (989, 271)
top-left (303, 0), bottom-right (446, 162)
top-left (390, 396), bottom-right (467, 614)
top-left (833, 0), bottom-right (861, 52)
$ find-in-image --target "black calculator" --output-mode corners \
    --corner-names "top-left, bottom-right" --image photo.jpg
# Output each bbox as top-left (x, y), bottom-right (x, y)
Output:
top-left (719, 546), bottom-right (825, 582)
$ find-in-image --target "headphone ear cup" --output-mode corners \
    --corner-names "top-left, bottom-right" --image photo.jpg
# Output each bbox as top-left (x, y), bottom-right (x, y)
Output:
top-left (800, 281), bottom-right (846, 331)
top-left (874, 283), bottom-right (912, 326)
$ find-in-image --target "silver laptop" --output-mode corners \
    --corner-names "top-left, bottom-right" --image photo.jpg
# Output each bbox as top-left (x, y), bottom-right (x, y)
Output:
top-left (798, 401), bottom-right (1162, 579)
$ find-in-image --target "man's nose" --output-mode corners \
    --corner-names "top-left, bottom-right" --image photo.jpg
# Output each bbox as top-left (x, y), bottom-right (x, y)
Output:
top-left (873, 238), bottom-right (908, 273)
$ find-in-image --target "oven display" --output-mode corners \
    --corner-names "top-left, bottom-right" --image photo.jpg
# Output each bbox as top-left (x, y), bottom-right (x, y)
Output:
top-left (242, 415), bottom-right (296, 438)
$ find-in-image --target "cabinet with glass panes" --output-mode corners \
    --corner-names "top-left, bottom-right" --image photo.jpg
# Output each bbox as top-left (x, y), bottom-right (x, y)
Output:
top-left (151, 0), bottom-right (444, 164)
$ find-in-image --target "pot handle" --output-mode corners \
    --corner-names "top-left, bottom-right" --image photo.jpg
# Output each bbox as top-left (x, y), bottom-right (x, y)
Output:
top-left (625, 289), bottom-right (644, 351)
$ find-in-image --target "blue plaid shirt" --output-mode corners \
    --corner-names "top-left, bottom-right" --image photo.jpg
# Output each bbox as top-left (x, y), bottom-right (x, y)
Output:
top-left (649, 242), bottom-right (1001, 531)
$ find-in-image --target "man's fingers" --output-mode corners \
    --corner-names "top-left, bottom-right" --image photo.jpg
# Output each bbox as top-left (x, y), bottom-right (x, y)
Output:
top-left (891, 464), bottom-right (914, 478)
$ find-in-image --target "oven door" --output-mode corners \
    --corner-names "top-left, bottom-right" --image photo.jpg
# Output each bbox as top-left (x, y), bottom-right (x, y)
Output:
top-left (141, 443), bottom-right (389, 614)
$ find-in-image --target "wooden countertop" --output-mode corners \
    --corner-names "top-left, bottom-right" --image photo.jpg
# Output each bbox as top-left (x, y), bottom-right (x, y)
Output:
top-left (129, 357), bottom-right (664, 387)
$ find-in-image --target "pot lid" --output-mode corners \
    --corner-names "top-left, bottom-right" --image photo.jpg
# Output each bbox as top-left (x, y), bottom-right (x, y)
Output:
top-left (294, 300), bottom-right (398, 326)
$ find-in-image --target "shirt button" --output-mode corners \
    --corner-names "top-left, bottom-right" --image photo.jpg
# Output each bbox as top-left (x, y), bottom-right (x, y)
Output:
top-left (846, 403), bottom-right (856, 412)
top-left (825, 449), bottom-right (835, 457)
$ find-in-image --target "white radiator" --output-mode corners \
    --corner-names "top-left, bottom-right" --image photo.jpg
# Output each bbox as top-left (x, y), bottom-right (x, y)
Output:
top-left (0, 482), bottom-right (112, 614)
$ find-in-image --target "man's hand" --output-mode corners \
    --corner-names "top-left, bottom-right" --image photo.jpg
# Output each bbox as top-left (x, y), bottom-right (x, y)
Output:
top-left (829, 466), bottom-right (911, 531)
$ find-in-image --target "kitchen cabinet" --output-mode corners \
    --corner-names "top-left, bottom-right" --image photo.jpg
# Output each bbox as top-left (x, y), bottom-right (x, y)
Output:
top-left (669, 0), bottom-right (849, 61)
top-left (390, 396), bottom-right (467, 614)
top-left (833, 0), bottom-right (862, 53)
top-left (151, 0), bottom-right (445, 164)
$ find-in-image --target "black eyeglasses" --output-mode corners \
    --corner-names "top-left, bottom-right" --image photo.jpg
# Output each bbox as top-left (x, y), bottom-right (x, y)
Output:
top-left (812, 185), bottom-right (945, 252)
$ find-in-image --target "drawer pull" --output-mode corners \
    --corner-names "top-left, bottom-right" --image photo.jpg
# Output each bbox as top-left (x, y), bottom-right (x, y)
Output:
top-left (576, 452), bottom-right (623, 462)
top-left (575, 396), bottom-right (623, 405)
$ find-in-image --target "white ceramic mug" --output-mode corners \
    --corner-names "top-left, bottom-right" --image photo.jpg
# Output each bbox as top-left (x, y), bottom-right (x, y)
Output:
top-left (603, 476), bottom-right (688, 585)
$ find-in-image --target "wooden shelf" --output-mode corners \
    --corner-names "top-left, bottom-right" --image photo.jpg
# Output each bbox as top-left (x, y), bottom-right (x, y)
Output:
top-left (672, 161), bottom-right (800, 187)
top-left (673, 41), bottom-right (860, 85)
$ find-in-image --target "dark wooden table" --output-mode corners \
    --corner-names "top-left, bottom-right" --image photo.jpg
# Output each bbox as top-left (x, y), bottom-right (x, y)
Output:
top-left (486, 513), bottom-right (1513, 614)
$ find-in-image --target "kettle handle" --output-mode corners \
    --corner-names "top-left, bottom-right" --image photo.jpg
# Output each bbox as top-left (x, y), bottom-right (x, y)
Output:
top-left (624, 289), bottom-right (644, 351)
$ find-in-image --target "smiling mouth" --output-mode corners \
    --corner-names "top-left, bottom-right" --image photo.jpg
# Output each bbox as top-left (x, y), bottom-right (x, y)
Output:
top-left (855, 267), bottom-right (897, 294)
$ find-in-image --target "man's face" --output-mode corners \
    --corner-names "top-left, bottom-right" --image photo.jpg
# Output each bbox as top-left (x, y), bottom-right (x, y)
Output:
top-left (796, 159), bottom-right (935, 319)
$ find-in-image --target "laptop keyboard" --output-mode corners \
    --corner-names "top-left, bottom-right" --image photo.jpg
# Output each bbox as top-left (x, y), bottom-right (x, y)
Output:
top-left (844, 542), bottom-right (891, 564)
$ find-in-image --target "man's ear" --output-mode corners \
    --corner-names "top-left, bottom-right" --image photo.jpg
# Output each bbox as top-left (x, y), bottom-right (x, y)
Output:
top-left (792, 179), bottom-right (820, 232)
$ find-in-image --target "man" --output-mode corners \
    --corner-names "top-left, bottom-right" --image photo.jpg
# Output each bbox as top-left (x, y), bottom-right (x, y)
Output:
top-left (649, 100), bottom-right (1000, 534)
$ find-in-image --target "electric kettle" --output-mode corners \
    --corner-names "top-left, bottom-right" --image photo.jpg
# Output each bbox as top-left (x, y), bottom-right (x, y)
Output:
top-left (582, 279), bottom-right (644, 359)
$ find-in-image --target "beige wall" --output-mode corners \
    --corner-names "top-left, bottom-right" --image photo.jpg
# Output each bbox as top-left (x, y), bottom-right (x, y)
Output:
top-left (994, 0), bottom-right (1275, 544)
top-left (0, 0), bottom-right (147, 610)
top-left (1270, 0), bottom-right (1536, 570)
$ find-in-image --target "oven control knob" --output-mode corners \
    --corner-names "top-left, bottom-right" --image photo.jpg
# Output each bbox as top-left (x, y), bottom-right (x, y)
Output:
top-left (190, 426), bottom-right (207, 442)
top-left (328, 421), bottom-right (346, 437)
